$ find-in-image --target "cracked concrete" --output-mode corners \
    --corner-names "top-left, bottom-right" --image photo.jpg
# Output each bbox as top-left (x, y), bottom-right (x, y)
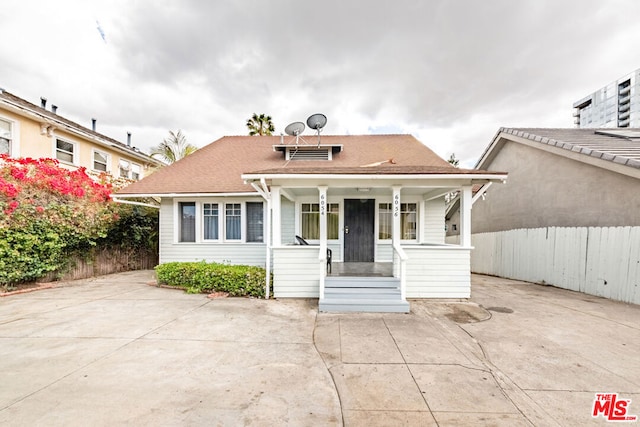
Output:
top-left (1, 271), bottom-right (639, 426)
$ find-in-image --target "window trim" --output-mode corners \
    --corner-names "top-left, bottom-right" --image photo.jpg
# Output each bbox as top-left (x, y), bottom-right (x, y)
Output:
top-left (118, 158), bottom-right (142, 180)
top-left (0, 116), bottom-right (15, 157)
top-left (376, 199), bottom-right (420, 242)
top-left (296, 200), bottom-right (341, 242)
top-left (54, 138), bottom-right (78, 165)
top-left (92, 149), bottom-right (110, 173)
top-left (172, 199), bottom-right (266, 244)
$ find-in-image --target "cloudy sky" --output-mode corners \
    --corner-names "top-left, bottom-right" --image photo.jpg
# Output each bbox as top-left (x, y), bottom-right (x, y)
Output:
top-left (2, 1), bottom-right (640, 167)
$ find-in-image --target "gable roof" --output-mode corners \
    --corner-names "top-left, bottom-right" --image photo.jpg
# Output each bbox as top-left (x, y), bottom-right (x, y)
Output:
top-left (478, 128), bottom-right (640, 176)
top-left (118, 134), bottom-right (491, 195)
top-left (0, 89), bottom-right (160, 166)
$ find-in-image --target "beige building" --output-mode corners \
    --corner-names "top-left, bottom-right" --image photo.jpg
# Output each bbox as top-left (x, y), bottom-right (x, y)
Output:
top-left (446, 128), bottom-right (640, 235)
top-left (0, 89), bottom-right (161, 179)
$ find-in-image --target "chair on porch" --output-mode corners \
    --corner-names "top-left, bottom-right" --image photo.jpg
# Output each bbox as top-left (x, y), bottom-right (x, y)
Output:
top-left (295, 235), bottom-right (332, 273)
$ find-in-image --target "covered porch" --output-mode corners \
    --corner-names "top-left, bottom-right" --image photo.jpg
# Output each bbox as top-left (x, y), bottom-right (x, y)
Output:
top-left (243, 168), bottom-right (507, 312)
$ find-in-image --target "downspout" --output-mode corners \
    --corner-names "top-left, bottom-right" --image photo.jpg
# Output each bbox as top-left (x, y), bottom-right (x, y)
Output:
top-left (249, 179), bottom-right (272, 299)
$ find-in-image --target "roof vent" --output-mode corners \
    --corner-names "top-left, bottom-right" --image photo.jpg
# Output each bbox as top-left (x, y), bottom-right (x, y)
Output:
top-left (40, 97), bottom-right (47, 108)
top-left (287, 146), bottom-right (330, 161)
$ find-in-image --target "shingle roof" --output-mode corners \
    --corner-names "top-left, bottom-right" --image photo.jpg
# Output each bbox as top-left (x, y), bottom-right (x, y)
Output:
top-left (118, 134), bottom-right (480, 195)
top-left (482, 128), bottom-right (640, 170)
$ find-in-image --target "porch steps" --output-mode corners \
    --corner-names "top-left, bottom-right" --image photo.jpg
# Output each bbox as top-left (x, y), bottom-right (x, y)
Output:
top-left (319, 277), bottom-right (410, 313)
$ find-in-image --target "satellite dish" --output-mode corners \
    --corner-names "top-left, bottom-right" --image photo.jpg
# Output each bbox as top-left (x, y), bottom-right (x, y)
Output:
top-left (284, 121), bottom-right (305, 136)
top-left (307, 113), bottom-right (327, 130)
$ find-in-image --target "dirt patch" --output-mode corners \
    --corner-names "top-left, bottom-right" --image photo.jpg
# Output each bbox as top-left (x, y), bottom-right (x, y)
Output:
top-left (443, 303), bottom-right (491, 324)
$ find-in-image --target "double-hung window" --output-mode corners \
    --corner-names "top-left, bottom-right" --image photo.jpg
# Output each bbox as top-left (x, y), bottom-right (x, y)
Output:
top-left (378, 202), bottom-right (417, 240)
top-left (246, 202), bottom-right (264, 242)
top-left (179, 202), bottom-right (196, 242)
top-left (0, 118), bottom-right (11, 155)
top-left (400, 203), bottom-right (417, 240)
top-left (301, 203), bottom-right (339, 240)
top-left (56, 139), bottom-right (75, 164)
top-left (378, 203), bottom-right (392, 240)
top-left (119, 159), bottom-right (142, 180)
top-left (203, 203), bottom-right (219, 240)
top-left (93, 150), bottom-right (108, 172)
top-left (225, 203), bottom-right (242, 240)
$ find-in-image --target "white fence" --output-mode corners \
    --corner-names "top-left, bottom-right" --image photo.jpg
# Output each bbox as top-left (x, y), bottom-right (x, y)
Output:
top-left (452, 227), bottom-right (640, 305)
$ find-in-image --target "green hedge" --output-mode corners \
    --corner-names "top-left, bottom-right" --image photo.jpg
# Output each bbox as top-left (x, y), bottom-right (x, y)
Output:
top-left (154, 261), bottom-right (271, 298)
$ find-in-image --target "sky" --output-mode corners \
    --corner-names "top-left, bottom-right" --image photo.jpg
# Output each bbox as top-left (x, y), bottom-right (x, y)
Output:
top-left (2, 1), bottom-right (640, 168)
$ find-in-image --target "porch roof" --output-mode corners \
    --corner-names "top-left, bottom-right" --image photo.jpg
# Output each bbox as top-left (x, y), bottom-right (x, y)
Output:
top-left (243, 165), bottom-right (505, 176)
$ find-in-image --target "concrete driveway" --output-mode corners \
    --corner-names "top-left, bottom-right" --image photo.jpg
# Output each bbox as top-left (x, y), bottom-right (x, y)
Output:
top-left (1, 272), bottom-right (639, 426)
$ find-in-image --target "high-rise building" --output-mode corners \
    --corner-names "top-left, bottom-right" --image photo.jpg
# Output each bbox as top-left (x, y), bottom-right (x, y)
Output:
top-left (573, 69), bottom-right (640, 128)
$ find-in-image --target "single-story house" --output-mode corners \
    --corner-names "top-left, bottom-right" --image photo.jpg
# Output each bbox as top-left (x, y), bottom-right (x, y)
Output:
top-left (117, 134), bottom-right (507, 312)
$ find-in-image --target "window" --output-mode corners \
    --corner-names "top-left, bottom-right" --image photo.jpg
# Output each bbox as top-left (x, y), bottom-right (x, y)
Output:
top-left (225, 203), bottom-right (241, 240)
top-left (179, 202), bottom-right (196, 242)
top-left (93, 151), bottom-right (108, 172)
top-left (378, 203), bottom-right (392, 239)
top-left (301, 203), bottom-right (339, 240)
top-left (203, 203), bottom-right (219, 240)
top-left (56, 139), bottom-right (75, 163)
top-left (246, 202), bottom-right (264, 242)
top-left (401, 203), bottom-right (417, 240)
top-left (0, 118), bottom-right (11, 155)
top-left (378, 202), bottom-right (417, 240)
top-left (119, 159), bottom-right (141, 180)
top-left (119, 159), bottom-right (130, 178)
top-left (131, 163), bottom-right (141, 180)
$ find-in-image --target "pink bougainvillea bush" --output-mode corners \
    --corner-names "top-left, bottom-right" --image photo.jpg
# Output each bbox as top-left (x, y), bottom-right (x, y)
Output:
top-left (0, 155), bottom-right (119, 284)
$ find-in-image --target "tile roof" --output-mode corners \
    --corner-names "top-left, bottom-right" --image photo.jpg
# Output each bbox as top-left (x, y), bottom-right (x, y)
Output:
top-left (486, 128), bottom-right (640, 170)
top-left (118, 134), bottom-right (484, 195)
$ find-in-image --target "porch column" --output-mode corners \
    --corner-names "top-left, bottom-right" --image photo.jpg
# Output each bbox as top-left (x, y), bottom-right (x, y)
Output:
top-left (392, 186), bottom-right (402, 245)
top-left (460, 185), bottom-right (472, 247)
top-left (271, 186), bottom-right (281, 247)
top-left (318, 186), bottom-right (328, 299)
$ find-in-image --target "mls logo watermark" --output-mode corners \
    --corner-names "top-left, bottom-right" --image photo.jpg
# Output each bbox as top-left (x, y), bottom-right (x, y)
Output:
top-left (592, 393), bottom-right (638, 422)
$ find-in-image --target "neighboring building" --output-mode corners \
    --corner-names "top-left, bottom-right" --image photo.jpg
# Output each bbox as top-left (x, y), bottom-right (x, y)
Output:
top-left (0, 88), bottom-right (161, 179)
top-left (573, 69), bottom-right (640, 128)
top-left (446, 128), bottom-right (640, 305)
top-left (117, 134), bottom-right (507, 312)
top-left (447, 128), bottom-right (640, 235)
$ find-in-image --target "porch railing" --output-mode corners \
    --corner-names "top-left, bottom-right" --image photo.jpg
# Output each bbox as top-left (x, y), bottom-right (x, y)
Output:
top-left (392, 242), bottom-right (408, 300)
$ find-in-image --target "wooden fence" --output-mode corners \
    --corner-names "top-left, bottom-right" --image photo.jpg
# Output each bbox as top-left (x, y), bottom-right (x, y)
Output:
top-left (454, 227), bottom-right (640, 305)
top-left (43, 247), bottom-right (158, 282)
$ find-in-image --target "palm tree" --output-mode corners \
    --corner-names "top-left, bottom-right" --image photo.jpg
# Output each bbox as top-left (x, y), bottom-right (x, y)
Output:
top-left (150, 130), bottom-right (198, 164)
top-left (246, 113), bottom-right (275, 136)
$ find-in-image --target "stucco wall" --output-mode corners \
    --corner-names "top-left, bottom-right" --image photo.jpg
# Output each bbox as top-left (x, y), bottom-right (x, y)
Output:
top-left (472, 140), bottom-right (640, 232)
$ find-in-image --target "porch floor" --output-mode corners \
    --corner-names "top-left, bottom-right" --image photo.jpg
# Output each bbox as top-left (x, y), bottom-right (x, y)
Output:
top-left (328, 262), bottom-right (393, 277)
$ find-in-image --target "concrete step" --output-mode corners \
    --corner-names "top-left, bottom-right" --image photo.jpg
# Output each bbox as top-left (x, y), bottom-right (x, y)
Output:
top-left (325, 276), bottom-right (400, 288)
top-left (324, 288), bottom-right (401, 298)
top-left (319, 297), bottom-right (410, 313)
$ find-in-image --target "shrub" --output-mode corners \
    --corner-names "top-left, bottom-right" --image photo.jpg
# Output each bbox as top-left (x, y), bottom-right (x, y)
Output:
top-left (155, 261), bottom-right (271, 298)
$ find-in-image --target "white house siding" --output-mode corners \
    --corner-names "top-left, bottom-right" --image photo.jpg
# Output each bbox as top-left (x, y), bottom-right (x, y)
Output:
top-left (423, 198), bottom-right (445, 243)
top-left (376, 243), bottom-right (393, 262)
top-left (281, 198), bottom-right (296, 244)
top-left (470, 227), bottom-right (640, 305)
top-left (273, 247), bottom-right (320, 297)
top-left (158, 198), bottom-right (266, 266)
top-left (404, 245), bottom-right (471, 298)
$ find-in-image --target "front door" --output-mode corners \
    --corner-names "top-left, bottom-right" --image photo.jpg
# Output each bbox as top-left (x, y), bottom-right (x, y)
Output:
top-left (344, 199), bottom-right (375, 262)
